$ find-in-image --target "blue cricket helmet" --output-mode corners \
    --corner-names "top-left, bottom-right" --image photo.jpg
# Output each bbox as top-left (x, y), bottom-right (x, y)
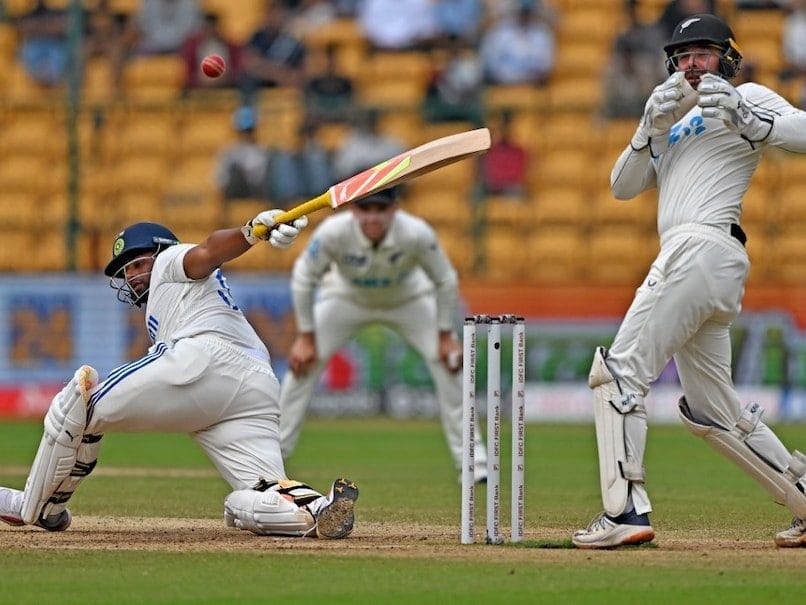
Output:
top-left (104, 222), bottom-right (180, 277)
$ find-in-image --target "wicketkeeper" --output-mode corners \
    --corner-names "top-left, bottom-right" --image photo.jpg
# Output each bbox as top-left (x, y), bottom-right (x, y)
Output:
top-left (574, 13), bottom-right (806, 549)
top-left (0, 212), bottom-right (359, 539)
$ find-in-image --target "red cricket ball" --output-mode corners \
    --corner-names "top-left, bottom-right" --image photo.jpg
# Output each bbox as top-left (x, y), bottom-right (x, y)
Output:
top-left (201, 54), bottom-right (226, 78)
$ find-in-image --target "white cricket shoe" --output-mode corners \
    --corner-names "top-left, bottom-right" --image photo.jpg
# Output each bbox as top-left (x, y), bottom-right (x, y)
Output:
top-left (315, 478), bottom-right (359, 539)
top-left (775, 517), bottom-right (806, 548)
top-left (0, 486), bottom-right (72, 532)
top-left (572, 511), bottom-right (655, 549)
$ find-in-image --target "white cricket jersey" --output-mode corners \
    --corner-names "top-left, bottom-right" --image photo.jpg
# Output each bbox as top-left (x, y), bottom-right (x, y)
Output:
top-left (145, 244), bottom-right (270, 359)
top-left (613, 82), bottom-right (806, 236)
top-left (290, 210), bottom-right (459, 333)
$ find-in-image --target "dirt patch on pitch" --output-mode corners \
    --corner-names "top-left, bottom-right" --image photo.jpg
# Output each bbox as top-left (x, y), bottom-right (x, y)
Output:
top-left (1, 517), bottom-right (803, 565)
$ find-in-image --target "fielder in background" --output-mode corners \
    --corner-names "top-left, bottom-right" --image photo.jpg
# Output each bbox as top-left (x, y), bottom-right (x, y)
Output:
top-left (574, 13), bottom-right (806, 549)
top-left (0, 213), bottom-right (359, 539)
top-left (279, 187), bottom-right (489, 482)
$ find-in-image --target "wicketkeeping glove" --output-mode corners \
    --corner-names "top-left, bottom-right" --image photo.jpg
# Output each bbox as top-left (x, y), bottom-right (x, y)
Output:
top-left (242, 210), bottom-right (309, 249)
top-left (632, 71), bottom-right (698, 152)
top-left (697, 73), bottom-right (773, 142)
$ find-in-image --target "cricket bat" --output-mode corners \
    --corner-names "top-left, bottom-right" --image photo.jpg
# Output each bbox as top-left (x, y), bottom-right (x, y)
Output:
top-left (252, 127), bottom-right (491, 238)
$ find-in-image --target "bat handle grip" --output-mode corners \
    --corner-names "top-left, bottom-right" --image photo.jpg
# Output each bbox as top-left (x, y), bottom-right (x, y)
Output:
top-left (251, 192), bottom-right (332, 239)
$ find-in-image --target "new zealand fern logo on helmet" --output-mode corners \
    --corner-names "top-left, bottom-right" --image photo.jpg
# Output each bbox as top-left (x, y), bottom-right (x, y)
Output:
top-left (113, 237), bottom-right (125, 257)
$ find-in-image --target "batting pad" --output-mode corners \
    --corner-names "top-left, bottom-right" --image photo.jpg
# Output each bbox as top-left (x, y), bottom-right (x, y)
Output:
top-left (589, 347), bottom-right (648, 517)
top-left (224, 489), bottom-right (316, 536)
top-left (21, 366), bottom-right (98, 524)
top-left (679, 397), bottom-right (806, 519)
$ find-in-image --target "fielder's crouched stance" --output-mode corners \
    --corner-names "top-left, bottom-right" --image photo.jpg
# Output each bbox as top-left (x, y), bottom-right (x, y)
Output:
top-left (0, 213), bottom-right (358, 539)
top-left (573, 14), bottom-right (806, 549)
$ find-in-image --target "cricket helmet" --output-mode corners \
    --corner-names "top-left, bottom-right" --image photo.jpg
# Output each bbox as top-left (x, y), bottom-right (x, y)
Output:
top-left (104, 222), bottom-right (180, 277)
top-left (664, 14), bottom-right (742, 78)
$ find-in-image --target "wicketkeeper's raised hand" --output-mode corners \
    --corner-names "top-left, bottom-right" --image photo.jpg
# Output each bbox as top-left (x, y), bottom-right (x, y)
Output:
top-left (632, 71), bottom-right (698, 153)
top-left (242, 210), bottom-right (309, 249)
top-left (697, 73), bottom-right (774, 142)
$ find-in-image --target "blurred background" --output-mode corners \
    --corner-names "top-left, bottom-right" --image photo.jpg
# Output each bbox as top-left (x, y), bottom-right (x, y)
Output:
top-left (0, 0), bottom-right (805, 424)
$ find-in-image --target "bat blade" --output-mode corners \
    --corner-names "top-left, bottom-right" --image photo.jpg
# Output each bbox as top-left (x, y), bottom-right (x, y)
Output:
top-left (251, 128), bottom-right (490, 237)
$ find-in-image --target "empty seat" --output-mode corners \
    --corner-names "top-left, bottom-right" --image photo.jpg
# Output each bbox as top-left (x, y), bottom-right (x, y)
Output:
top-left (592, 189), bottom-right (657, 228)
top-left (527, 225), bottom-right (589, 283)
top-left (404, 188), bottom-right (472, 231)
top-left (122, 55), bottom-right (185, 101)
top-left (530, 186), bottom-right (589, 225)
top-left (588, 226), bottom-right (657, 285)
top-left (483, 195), bottom-right (532, 228)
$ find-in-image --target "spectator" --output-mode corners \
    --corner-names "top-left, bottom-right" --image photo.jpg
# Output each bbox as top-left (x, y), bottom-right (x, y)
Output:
top-left (480, 110), bottom-right (528, 198)
top-left (180, 12), bottom-right (242, 90)
top-left (479, 0), bottom-right (556, 86)
top-left (16, 0), bottom-right (68, 87)
top-left (303, 43), bottom-right (355, 123)
top-left (289, 0), bottom-right (338, 38)
top-left (295, 121), bottom-right (334, 198)
top-left (332, 108), bottom-right (405, 180)
top-left (241, 0), bottom-right (308, 98)
top-left (781, 0), bottom-right (806, 80)
top-left (265, 121), bottom-right (334, 205)
top-left (423, 35), bottom-right (485, 126)
top-left (357, 0), bottom-right (437, 51)
top-left (215, 106), bottom-right (271, 201)
top-left (600, 1), bottom-right (668, 120)
top-left (125, 0), bottom-right (203, 56)
top-left (432, 0), bottom-right (485, 46)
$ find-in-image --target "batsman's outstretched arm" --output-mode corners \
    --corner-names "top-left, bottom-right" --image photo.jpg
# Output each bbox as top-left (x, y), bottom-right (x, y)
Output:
top-left (183, 210), bottom-right (309, 279)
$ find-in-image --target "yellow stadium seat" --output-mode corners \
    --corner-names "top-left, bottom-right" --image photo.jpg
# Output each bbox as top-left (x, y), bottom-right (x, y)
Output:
top-left (530, 186), bottom-right (589, 226)
top-left (122, 55), bottom-right (185, 101)
top-left (527, 225), bottom-right (588, 284)
top-left (592, 189), bottom-right (657, 228)
top-left (105, 111), bottom-right (179, 159)
top-left (778, 183), bottom-right (806, 224)
top-left (115, 191), bottom-right (163, 225)
top-left (0, 109), bottom-right (63, 155)
top-left (485, 84), bottom-right (549, 113)
top-left (740, 185), bottom-right (772, 228)
top-left (588, 226), bottom-right (657, 285)
top-left (437, 225), bottom-right (475, 276)
top-left (408, 155), bottom-right (478, 195)
top-left (553, 41), bottom-right (610, 79)
top-left (484, 226), bottom-right (532, 282)
top-left (82, 57), bottom-right (116, 104)
top-left (362, 52), bottom-right (433, 87)
top-left (357, 79), bottom-right (427, 108)
top-left (0, 156), bottom-right (52, 193)
top-left (0, 232), bottom-right (34, 271)
top-left (548, 77), bottom-right (603, 112)
top-left (177, 109), bottom-right (237, 157)
top-left (557, 7), bottom-right (621, 45)
top-left (379, 110), bottom-right (424, 148)
top-left (530, 149), bottom-right (593, 190)
top-left (0, 191), bottom-right (40, 228)
top-left (770, 227), bottom-right (806, 284)
top-left (404, 188), bottom-right (472, 231)
top-left (110, 155), bottom-right (170, 194)
top-left (539, 112), bottom-right (600, 152)
top-left (484, 195), bottom-right (532, 228)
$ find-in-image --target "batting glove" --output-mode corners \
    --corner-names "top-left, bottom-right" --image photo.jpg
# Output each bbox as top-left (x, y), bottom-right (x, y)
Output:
top-left (242, 210), bottom-right (309, 249)
top-left (697, 73), bottom-right (773, 142)
top-left (632, 72), bottom-right (697, 152)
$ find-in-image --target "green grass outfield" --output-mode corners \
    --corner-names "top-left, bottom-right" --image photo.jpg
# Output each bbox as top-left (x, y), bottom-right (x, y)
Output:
top-left (0, 418), bottom-right (805, 604)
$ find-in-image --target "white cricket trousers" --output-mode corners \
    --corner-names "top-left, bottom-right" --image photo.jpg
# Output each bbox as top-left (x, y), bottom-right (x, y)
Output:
top-left (607, 224), bottom-right (796, 505)
top-left (279, 293), bottom-right (487, 472)
top-left (85, 336), bottom-right (287, 490)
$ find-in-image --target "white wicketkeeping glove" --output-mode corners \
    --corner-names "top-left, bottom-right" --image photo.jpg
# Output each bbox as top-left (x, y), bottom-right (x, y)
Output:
top-left (697, 73), bottom-right (773, 142)
top-left (632, 71), bottom-right (698, 153)
top-left (242, 210), bottom-right (309, 249)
